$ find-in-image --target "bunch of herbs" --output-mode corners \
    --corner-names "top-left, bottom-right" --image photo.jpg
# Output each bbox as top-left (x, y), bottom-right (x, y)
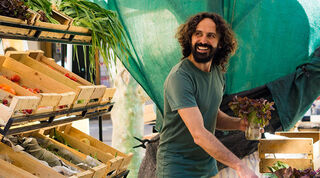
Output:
top-left (57, 0), bottom-right (129, 82)
top-left (228, 96), bottom-right (275, 127)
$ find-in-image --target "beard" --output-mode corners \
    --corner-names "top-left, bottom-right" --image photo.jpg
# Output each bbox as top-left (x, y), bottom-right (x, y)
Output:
top-left (191, 43), bottom-right (216, 63)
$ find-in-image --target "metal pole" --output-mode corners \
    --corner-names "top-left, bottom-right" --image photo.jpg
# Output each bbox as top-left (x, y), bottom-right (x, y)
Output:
top-left (99, 116), bottom-right (103, 141)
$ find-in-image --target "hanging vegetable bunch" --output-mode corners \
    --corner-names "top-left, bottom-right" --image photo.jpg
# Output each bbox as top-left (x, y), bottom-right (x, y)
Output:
top-left (57, 0), bottom-right (130, 79)
top-left (23, 0), bottom-right (59, 23)
top-left (228, 96), bottom-right (275, 127)
top-left (0, 0), bottom-right (32, 23)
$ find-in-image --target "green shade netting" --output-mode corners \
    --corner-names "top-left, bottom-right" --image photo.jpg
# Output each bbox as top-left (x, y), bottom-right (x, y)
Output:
top-left (101, 0), bottom-right (319, 130)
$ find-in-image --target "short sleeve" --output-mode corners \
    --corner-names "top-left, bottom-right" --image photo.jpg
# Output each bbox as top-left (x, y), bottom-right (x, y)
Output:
top-left (165, 71), bottom-right (197, 111)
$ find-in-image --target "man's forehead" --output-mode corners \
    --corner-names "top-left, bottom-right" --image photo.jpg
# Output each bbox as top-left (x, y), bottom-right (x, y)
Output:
top-left (196, 18), bottom-right (217, 33)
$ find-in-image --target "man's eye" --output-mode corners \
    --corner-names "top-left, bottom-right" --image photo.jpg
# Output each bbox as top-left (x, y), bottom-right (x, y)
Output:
top-left (195, 32), bottom-right (201, 36)
top-left (208, 34), bottom-right (215, 38)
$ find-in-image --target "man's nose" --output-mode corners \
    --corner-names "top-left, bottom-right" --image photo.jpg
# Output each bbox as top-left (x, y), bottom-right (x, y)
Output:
top-left (199, 36), bottom-right (208, 43)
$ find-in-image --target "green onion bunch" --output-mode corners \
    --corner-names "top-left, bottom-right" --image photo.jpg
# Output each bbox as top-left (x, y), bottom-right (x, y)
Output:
top-left (58, 0), bottom-right (129, 81)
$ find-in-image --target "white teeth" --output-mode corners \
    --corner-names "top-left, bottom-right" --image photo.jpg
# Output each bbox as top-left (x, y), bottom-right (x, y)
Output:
top-left (198, 46), bottom-right (208, 50)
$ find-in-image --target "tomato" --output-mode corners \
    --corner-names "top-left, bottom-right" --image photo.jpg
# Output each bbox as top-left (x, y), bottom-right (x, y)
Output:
top-left (33, 88), bottom-right (41, 93)
top-left (10, 75), bottom-right (21, 83)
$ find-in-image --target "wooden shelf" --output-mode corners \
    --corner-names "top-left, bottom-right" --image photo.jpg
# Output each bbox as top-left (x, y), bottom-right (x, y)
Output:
top-left (0, 20), bottom-right (91, 45)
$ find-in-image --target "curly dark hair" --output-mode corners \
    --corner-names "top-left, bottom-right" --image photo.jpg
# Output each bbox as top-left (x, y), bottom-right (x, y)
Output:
top-left (176, 12), bottom-right (237, 72)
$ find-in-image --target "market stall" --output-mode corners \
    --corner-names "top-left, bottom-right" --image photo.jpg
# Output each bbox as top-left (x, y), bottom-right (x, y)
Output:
top-left (0, 1), bottom-right (132, 177)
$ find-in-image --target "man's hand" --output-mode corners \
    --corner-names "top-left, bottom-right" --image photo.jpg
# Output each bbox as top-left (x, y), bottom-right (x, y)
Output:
top-left (238, 117), bottom-right (248, 132)
top-left (236, 163), bottom-right (258, 178)
top-left (238, 117), bottom-right (265, 133)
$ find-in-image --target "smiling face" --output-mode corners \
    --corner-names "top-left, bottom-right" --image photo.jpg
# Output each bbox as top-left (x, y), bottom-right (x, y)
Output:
top-left (191, 18), bottom-right (219, 63)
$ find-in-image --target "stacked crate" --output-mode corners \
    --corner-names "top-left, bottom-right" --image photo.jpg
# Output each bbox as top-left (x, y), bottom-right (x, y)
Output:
top-left (0, 55), bottom-right (76, 124)
top-left (259, 131), bottom-right (320, 173)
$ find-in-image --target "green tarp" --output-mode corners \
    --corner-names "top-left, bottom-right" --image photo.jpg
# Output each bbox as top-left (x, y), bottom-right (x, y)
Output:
top-left (103, 0), bottom-right (320, 130)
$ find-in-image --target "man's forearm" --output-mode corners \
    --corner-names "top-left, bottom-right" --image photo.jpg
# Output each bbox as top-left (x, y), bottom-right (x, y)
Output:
top-left (194, 128), bottom-right (245, 171)
top-left (216, 110), bottom-right (241, 130)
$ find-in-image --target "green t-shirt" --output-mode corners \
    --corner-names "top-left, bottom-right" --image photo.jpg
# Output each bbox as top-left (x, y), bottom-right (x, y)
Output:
top-left (156, 59), bottom-right (225, 178)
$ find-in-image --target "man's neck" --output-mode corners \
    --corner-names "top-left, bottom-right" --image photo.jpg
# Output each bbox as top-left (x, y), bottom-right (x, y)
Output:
top-left (188, 55), bottom-right (212, 72)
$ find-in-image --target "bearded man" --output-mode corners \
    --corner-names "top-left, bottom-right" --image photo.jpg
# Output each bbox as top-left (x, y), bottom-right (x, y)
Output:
top-left (156, 12), bottom-right (258, 178)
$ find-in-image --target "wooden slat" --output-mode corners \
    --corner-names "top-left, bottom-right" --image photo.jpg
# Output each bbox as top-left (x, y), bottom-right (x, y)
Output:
top-left (0, 159), bottom-right (38, 178)
top-left (259, 158), bottom-right (313, 173)
top-left (2, 56), bottom-right (76, 93)
top-left (0, 143), bottom-right (65, 178)
top-left (36, 53), bottom-right (92, 86)
top-left (276, 131), bottom-right (320, 143)
top-left (90, 85), bottom-right (106, 100)
top-left (259, 139), bottom-right (313, 154)
top-left (7, 51), bottom-right (81, 89)
top-left (100, 88), bottom-right (116, 104)
top-left (63, 125), bottom-right (132, 176)
top-left (54, 129), bottom-right (124, 177)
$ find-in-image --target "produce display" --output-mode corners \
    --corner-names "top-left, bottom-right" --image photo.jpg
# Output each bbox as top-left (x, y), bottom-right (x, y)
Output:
top-left (4, 135), bottom-right (80, 176)
top-left (24, 0), bottom-right (59, 23)
top-left (229, 96), bottom-right (275, 127)
top-left (57, 0), bottom-right (129, 79)
top-left (0, 0), bottom-right (32, 22)
top-left (229, 96), bottom-right (275, 139)
top-left (267, 161), bottom-right (320, 178)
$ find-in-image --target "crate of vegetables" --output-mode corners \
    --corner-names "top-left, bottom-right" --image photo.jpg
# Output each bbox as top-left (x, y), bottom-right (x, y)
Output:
top-left (0, 134), bottom-right (95, 178)
top-left (0, 142), bottom-right (69, 178)
top-left (0, 0), bottom-right (37, 36)
top-left (34, 9), bottom-right (73, 39)
top-left (0, 55), bottom-right (76, 115)
top-left (41, 124), bottom-right (133, 177)
top-left (20, 130), bottom-right (108, 178)
top-left (26, 50), bottom-right (107, 108)
top-left (259, 134), bottom-right (320, 173)
top-left (0, 75), bottom-right (40, 125)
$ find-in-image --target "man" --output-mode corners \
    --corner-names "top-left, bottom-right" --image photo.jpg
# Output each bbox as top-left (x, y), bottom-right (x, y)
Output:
top-left (156, 12), bottom-right (258, 178)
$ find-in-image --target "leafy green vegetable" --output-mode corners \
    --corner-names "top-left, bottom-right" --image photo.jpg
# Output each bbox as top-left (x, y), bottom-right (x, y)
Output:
top-left (0, 0), bottom-right (31, 22)
top-left (24, 0), bottom-right (59, 23)
top-left (228, 96), bottom-right (275, 127)
top-left (57, 0), bottom-right (129, 82)
top-left (267, 161), bottom-right (320, 177)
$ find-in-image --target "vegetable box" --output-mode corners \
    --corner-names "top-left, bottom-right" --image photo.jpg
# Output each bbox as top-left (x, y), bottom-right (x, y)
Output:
top-left (42, 124), bottom-right (133, 177)
top-left (26, 50), bottom-right (107, 108)
top-left (21, 131), bottom-right (107, 178)
top-left (0, 142), bottom-right (67, 178)
top-left (0, 55), bottom-right (76, 115)
top-left (34, 9), bottom-right (73, 39)
top-left (0, 9), bottom-right (37, 36)
top-left (259, 131), bottom-right (320, 173)
top-left (0, 75), bottom-right (40, 125)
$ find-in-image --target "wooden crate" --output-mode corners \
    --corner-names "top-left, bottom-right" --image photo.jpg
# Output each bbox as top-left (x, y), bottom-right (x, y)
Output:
top-left (34, 10), bottom-right (73, 39)
top-left (0, 76), bottom-right (40, 125)
top-left (27, 50), bottom-right (107, 108)
top-left (0, 10), bottom-right (37, 36)
top-left (0, 142), bottom-right (66, 178)
top-left (66, 26), bottom-right (92, 42)
top-left (0, 55), bottom-right (76, 114)
top-left (0, 158), bottom-right (37, 178)
top-left (43, 124), bottom-right (133, 177)
top-left (259, 132), bottom-right (320, 173)
top-left (21, 131), bottom-right (107, 178)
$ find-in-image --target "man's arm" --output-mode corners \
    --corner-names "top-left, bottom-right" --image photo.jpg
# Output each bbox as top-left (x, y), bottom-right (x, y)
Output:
top-left (178, 107), bottom-right (257, 178)
top-left (216, 109), bottom-right (247, 131)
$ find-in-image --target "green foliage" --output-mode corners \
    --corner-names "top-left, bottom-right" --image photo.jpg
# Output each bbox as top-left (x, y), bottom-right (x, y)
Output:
top-left (228, 96), bottom-right (275, 127)
top-left (24, 0), bottom-right (59, 23)
top-left (57, 0), bottom-right (130, 83)
top-left (267, 161), bottom-right (320, 177)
